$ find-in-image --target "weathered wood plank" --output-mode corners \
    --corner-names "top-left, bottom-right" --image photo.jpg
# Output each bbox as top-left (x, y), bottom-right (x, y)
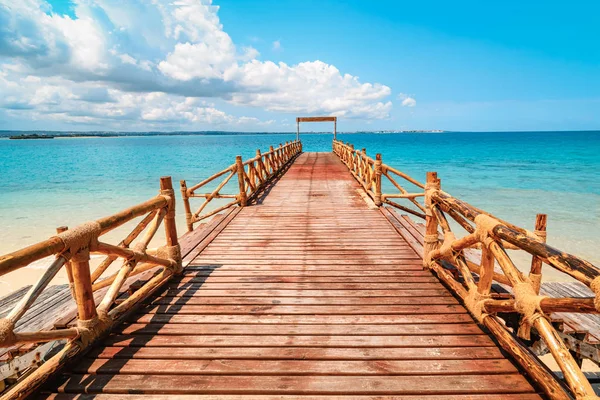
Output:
top-left (173, 276), bottom-right (440, 283)
top-left (103, 334), bottom-right (495, 348)
top-left (154, 289), bottom-right (456, 298)
top-left (44, 394), bottom-right (543, 400)
top-left (164, 283), bottom-right (446, 290)
top-left (138, 304), bottom-right (467, 315)
top-left (88, 345), bottom-right (506, 360)
top-left (145, 295), bottom-right (459, 306)
top-left (73, 358), bottom-right (516, 375)
top-left (54, 374), bottom-right (537, 395)
top-left (116, 322), bottom-right (483, 336)
top-left (128, 314), bottom-right (475, 325)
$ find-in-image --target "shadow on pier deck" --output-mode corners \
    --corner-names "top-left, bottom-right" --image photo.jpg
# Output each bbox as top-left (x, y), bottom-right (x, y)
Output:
top-left (36, 153), bottom-right (543, 399)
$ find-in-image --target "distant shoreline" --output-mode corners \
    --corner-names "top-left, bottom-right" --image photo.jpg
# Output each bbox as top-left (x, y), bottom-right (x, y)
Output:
top-left (2, 130), bottom-right (446, 139)
top-left (3, 130), bottom-right (600, 139)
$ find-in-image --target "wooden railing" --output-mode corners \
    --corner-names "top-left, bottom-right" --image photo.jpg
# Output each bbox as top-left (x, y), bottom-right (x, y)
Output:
top-left (334, 140), bottom-right (600, 400)
top-left (180, 140), bottom-right (302, 231)
top-left (333, 140), bottom-right (426, 218)
top-left (0, 177), bottom-right (181, 399)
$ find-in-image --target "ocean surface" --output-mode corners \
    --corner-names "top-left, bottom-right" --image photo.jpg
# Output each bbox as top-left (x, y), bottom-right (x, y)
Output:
top-left (1, 131), bottom-right (598, 273)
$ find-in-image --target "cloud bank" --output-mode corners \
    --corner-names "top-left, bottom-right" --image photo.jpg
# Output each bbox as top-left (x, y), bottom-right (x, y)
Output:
top-left (0, 0), bottom-right (392, 129)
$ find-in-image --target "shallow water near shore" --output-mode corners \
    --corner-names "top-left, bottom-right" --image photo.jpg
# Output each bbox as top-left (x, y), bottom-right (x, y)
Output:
top-left (0, 131), bottom-right (598, 295)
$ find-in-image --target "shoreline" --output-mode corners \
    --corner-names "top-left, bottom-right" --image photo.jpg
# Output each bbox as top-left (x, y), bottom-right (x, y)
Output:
top-left (3, 130), bottom-right (599, 139)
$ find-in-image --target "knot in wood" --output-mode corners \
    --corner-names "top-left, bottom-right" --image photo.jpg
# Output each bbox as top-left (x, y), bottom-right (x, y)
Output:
top-left (590, 276), bottom-right (600, 312)
top-left (55, 221), bottom-right (101, 262)
top-left (0, 319), bottom-right (16, 347)
top-left (474, 214), bottom-right (500, 242)
top-left (513, 281), bottom-right (548, 325)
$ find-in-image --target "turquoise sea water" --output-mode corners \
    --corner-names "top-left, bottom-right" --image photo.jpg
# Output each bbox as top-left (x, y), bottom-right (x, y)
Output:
top-left (0, 131), bottom-right (598, 268)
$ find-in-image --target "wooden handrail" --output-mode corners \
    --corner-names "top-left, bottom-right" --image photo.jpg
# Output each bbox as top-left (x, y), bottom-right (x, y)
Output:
top-left (333, 139), bottom-right (600, 400)
top-left (180, 140), bottom-right (302, 232)
top-left (0, 176), bottom-right (182, 399)
top-left (425, 177), bottom-right (600, 400)
top-left (332, 140), bottom-right (426, 218)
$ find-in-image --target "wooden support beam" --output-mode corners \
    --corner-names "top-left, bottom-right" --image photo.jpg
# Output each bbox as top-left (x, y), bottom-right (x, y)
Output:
top-left (235, 155), bottom-right (247, 207)
top-left (296, 116), bottom-right (337, 122)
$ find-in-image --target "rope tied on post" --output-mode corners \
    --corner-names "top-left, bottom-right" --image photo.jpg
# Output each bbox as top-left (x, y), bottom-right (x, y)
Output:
top-left (513, 280), bottom-right (548, 325)
top-left (0, 319), bottom-right (17, 347)
top-left (75, 312), bottom-right (112, 348)
top-left (157, 244), bottom-right (182, 273)
top-left (423, 234), bottom-right (439, 244)
top-left (55, 221), bottom-right (102, 262)
top-left (590, 276), bottom-right (600, 312)
top-left (474, 214), bottom-right (501, 242)
top-left (126, 242), bottom-right (148, 266)
top-left (464, 291), bottom-right (491, 323)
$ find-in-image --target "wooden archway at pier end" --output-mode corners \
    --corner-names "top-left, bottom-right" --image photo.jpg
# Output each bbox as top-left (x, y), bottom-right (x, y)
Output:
top-left (296, 116), bottom-right (337, 140)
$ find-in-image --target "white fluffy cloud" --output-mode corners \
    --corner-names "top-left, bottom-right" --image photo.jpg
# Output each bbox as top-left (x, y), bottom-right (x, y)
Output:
top-left (398, 93), bottom-right (417, 107)
top-left (0, 0), bottom-right (393, 128)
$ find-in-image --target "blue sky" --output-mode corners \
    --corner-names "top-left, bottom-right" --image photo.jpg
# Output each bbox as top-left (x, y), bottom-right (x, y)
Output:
top-left (0, 0), bottom-right (598, 131)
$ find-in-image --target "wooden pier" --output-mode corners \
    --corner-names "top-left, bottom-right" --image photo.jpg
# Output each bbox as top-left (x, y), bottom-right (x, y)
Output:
top-left (38, 152), bottom-right (542, 398)
top-left (0, 133), bottom-right (598, 399)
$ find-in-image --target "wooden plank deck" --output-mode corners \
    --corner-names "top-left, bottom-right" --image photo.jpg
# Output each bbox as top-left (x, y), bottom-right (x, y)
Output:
top-left (36, 152), bottom-right (542, 398)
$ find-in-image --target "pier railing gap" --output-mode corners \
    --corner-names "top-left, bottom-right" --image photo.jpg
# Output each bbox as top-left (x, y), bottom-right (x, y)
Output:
top-left (333, 139), bottom-right (600, 400)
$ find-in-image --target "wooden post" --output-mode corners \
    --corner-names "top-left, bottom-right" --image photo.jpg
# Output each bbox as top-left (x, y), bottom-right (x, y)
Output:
top-left (423, 172), bottom-right (441, 268)
top-left (360, 148), bottom-right (366, 180)
top-left (529, 213), bottom-right (547, 294)
top-left (279, 143), bottom-right (283, 164)
top-left (518, 213), bottom-right (548, 340)
top-left (296, 120), bottom-right (300, 141)
top-left (334, 119), bottom-right (337, 140)
top-left (71, 253), bottom-right (97, 321)
top-left (256, 149), bottom-right (264, 180)
top-left (236, 156), bottom-right (247, 206)
top-left (269, 146), bottom-right (275, 173)
top-left (179, 180), bottom-right (194, 232)
top-left (56, 226), bottom-right (75, 297)
top-left (160, 177), bottom-right (179, 247)
top-left (373, 154), bottom-right (383, 206)
top-left (477, 244), bottom-right (495, 295)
